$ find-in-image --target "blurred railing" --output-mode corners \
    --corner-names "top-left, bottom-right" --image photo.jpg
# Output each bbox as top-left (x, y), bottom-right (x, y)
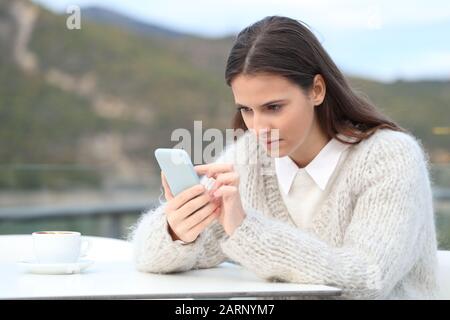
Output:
top-left (0, 163), bottom-right (160, 239)
top-left (0, 163), bottom-right (450, 243)
top-left (0, 188), bottom-right (449, 239)
top-left (434, 187), bottom-right (450, 200)
top-left (0, 201), bottom-right (158, 239)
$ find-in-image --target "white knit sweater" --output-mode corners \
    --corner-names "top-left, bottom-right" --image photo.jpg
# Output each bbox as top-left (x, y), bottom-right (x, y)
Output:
top-left (130, 128), bottom-right (439, 299)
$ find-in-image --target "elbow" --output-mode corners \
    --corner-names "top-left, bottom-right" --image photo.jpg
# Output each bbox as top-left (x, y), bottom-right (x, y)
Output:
top-left (132, 243), bottom-right (198, 274)
top-left (132, 247), bottom-right (163, 274)
top-left (133, 252), bottom-right (179, 274)
top-left (340, 275), bottom-right (392, 300)
top-left (340, 287), bottom-right (387, 300)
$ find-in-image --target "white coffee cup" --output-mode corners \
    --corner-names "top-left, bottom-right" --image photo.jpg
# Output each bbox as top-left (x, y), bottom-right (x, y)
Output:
top-left (32, 231), bottom-right (91, 263)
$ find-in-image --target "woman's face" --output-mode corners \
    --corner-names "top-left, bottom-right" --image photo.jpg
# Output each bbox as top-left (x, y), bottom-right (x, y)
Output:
top-left (230, 72), bottom-right (327, 165)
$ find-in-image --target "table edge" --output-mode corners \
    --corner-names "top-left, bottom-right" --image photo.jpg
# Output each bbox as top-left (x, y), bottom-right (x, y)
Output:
top-left (2, 288), bottom-right (342, 300)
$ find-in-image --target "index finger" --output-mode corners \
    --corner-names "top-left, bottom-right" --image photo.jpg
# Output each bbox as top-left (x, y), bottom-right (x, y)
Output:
top-left (170, 184), bottom-right (206, 211)
top-left (194, 163), bottom-right (234, 178)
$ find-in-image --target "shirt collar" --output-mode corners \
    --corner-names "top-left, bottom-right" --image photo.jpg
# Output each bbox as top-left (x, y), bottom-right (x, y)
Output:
top-left (274, 135), bottom-right (351, 193)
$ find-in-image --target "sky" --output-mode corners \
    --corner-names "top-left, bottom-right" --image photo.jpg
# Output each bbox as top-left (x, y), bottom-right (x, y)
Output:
top-left (31, 0), bottom-right (450, 82)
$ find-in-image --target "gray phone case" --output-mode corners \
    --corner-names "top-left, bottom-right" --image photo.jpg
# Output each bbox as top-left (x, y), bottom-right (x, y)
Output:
top-left (154, 148), bottom-right (200, 196)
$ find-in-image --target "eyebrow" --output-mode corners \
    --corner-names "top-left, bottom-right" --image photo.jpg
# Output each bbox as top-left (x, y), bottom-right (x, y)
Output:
top-left (235, 99), bottom-right (287, 109)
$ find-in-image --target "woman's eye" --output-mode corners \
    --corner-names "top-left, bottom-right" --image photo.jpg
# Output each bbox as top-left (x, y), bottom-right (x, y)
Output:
top-left (267, 104), bottom-right (282, 111)
top-left (238, 107), bottom-right (252, 113)
top-left (237, 105), bottom-right (282, 113)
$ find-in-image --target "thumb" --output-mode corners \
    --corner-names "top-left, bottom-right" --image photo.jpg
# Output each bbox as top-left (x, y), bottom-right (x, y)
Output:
top-left (213, 185), bottom-right (238, 199)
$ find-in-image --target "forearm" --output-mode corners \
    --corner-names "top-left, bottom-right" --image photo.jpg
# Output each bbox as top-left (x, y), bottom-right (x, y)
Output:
top-left (130, 203), bottom-right (229, 273)
top-left (130, 204), bottom-right (202, 273)
top-left (219, 208), bottom-right (416, 299)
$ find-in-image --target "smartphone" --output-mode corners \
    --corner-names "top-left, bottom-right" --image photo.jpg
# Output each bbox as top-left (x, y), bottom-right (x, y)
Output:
top-left (154, 148), bottom-right (200, 196)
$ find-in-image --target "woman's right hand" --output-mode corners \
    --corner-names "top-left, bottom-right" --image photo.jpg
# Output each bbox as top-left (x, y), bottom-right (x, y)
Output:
top-left (161, 172), bottom-right (221, 244)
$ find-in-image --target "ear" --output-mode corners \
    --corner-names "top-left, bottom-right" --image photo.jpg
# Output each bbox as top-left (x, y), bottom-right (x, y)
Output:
top-left (311, 74), bottom-right (326, 106)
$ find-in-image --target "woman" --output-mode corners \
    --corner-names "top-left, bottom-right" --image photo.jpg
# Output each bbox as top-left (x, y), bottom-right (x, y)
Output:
top-left (130, 16), bottom-right (438, 299)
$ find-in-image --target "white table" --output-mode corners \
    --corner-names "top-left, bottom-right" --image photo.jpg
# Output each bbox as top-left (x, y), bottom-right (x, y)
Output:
top-left (0, 235), bottom-right (341, 299)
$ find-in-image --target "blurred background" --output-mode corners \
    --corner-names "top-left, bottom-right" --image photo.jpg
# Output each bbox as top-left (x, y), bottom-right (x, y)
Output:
top-left (0, 0), bottom-right (449, 248)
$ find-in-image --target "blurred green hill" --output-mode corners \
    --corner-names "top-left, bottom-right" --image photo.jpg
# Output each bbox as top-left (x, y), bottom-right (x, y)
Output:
top-left (0, 0), bottom-right (449, 190)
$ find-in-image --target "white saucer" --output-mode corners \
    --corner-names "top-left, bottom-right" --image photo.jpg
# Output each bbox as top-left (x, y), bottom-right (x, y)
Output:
top-left (17, 259), bottom-right (94, 275)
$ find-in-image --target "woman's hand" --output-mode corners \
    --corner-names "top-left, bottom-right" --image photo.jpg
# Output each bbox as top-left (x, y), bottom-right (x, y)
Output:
top-left (161, 172), bottom-right (221, 244)
top-left (194, 164), bottom-right (246, 236)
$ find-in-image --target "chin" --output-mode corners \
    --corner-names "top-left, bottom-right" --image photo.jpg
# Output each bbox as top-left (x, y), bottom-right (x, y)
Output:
top-left (268, 151), bottom-right (288, 158)
top-left (264, 144), bottom-right (288, 158)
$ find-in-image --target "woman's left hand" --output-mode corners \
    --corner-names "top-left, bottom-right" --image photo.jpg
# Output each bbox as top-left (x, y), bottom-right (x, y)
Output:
top-left (194, 163), bottom-right (246, 236)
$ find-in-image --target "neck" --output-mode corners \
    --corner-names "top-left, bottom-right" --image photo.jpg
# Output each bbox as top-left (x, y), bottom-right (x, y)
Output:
top-left (289, 122), bottom-right (330, 168)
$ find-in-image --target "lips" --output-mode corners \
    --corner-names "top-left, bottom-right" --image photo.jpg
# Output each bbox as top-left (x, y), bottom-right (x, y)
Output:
top-left (266, 139), bottom-right (281, 146)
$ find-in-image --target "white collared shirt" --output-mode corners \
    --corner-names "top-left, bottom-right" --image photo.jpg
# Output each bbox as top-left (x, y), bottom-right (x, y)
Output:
top-left (274, 137), bottom-right (351, 229)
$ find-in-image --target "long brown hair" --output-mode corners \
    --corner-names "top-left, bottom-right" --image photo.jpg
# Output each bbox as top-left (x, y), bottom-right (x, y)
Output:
top-left (225, 16), bottom-right (409, 145)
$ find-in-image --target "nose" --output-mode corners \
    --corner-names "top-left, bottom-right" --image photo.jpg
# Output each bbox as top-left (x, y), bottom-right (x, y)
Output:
top-left (254, 121), bottom-right (270, 142)
top-left (248, 112), bottom-right (271, 142)
top-left (256, 128), bottom-right (270, 139)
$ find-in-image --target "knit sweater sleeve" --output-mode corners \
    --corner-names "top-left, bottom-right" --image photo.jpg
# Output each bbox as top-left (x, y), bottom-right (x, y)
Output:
top-left (130, 203), bottom-right (228, 274)
top-left (220, 133), bottom-right (433, 299)
top-left (129, 141), bottom-right (241, 274)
